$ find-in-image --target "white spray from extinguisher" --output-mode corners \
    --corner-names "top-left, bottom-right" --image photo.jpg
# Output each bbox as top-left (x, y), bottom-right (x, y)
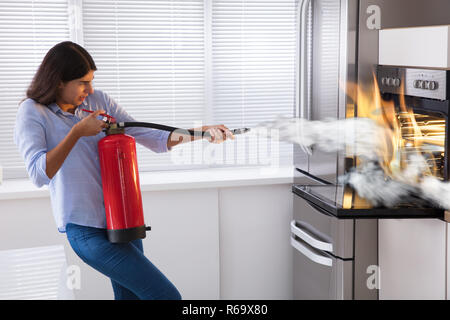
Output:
top-left (252, 116), bottom-right (450, 210)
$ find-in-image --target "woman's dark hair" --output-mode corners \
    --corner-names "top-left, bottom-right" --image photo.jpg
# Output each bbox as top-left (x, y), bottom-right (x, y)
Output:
top-left (26, 41), bottom-right (97, 106)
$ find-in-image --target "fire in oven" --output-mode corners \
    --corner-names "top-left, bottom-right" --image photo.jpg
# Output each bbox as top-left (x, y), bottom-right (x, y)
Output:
top-left (376, 65), bottom-right (450, 182)
top-left (290, 65), bottom-right (450, 300)
top-left (293, 65), bottom-right (450, 218)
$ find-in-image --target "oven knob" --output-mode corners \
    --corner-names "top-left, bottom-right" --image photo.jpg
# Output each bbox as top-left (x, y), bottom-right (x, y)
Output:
top-left (423, 80), bottom-right (430, 89)
top-left (419, 80), bottom-right (426, 89)
top-left (393, 78), bottom-right (401, 87)
top-left (381, 77), bottom-right (387, 86)
top-left (429, 81), bottom-right (438, 90)
top-left (386, 77), bottom-right (394, 86)
top-left (413, 80), bottom-right (422, 88)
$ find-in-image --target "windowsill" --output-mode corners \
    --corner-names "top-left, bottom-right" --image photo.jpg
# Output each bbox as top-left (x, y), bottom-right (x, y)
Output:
top-left (0, 166), bottom-right (294, 201)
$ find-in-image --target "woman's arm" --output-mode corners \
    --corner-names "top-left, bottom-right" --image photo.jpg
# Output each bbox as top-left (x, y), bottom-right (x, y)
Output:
top-left (101, 91), bottom-right (234, 151)
top-left (167, 125), bottom-right (234, 149)
top-left (45, 127), bottom-right (81, 179)
top-left (45, 109), bottom-right (107, 179)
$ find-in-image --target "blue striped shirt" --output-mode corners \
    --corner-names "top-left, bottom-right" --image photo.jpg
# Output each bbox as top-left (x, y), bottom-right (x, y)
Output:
top-left (14, 90), bottom-right (171, 232)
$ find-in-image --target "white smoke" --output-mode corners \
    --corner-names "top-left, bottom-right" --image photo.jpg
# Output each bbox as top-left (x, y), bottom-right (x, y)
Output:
top-left (255, 116), bottom-right (449, 210)
top-left (252, 116), bottom-right (385, 160)
top-left (340, 162), bottom-right (418, 207)
top-left (420, 177), bottom-right (450, 210)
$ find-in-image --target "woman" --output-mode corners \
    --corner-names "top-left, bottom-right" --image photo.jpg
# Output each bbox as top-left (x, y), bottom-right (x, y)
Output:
top-left (14, 41), bottom-right (233, 300)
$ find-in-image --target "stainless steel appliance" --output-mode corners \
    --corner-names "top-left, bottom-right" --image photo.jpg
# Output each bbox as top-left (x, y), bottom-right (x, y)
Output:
top-left (377, 65), bottom-right (450, 180)
top-left (292, 0), bottom-right (450, 300)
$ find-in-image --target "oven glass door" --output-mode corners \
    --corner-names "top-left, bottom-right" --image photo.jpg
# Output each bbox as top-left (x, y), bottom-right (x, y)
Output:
top-left (293, 184), bottom-right (444, 219)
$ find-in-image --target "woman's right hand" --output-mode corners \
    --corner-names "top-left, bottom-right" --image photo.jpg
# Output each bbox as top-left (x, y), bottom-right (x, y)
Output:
top-left (73, 109), bottom-right (108, 137)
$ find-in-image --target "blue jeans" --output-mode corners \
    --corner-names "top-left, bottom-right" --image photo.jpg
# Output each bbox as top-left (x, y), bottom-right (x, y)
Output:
top-left (65, 223), bottom-right (182, 300)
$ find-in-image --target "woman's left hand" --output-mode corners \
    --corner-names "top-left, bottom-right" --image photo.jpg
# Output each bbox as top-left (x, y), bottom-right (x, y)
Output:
top-left (203, 125), bottom-right (234, 144)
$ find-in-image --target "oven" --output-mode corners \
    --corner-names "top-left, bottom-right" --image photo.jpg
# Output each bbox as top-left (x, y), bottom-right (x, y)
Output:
top-left (292, 0), bottom-right (450, 300)
top-left (292, 65), bottom-right (450, 299)
top-left (376, 65), bottom-right (450, 181)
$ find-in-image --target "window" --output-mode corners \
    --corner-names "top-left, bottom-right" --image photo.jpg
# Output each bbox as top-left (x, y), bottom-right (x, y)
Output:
top-left (211, 0), bottom-right (297, 167)
top-left (0, 0), bottom-right (70, 179)
top-left (0, 245), bottom-right (72, 299)
top-left (82, 0), bottom-right (206, 171)
top-left (0, 0), bottom-right (298, 179)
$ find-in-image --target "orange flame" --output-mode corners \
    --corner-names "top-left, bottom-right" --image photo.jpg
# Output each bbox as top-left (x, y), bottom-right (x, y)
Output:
top-left (345, 72), bottom-right (444, 180)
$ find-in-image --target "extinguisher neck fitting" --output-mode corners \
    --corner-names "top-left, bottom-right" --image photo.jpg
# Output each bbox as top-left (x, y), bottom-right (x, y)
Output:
top-left (104, 123), bottom-right (125, 135)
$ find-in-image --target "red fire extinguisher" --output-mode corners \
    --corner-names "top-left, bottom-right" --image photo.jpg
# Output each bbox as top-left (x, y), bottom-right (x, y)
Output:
top-left (84, 109), bottom-right (250, 243)
top-left (98, 129), bottom-right (149, 243)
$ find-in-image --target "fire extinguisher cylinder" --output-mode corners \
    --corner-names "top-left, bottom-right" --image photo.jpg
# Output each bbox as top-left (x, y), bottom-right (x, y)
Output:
top-left (97, 119), bottom-right (250, 243)
top-left (98, 130), bottom-right (148, 243)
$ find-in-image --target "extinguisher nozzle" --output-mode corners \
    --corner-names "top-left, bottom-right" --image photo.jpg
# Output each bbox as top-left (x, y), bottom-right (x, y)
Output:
top-left (145, 226), bottom-right (152, 231)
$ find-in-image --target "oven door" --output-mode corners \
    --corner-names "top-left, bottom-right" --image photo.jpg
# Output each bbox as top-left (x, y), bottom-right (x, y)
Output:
top-left (293, 192), bottom-right (354, 259)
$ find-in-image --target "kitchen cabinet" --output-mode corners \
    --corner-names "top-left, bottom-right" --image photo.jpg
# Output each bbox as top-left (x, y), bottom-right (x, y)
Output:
top-left (218, 184), bottom-right (294, 299)
top-left (142, 188), bottom-right (220, 300)
top-left (379, 219), bottom-right (448, 299)
top-left (0, 175), bottom-right (294, 299)
top-left (0, 188), bottom-right (220, 300)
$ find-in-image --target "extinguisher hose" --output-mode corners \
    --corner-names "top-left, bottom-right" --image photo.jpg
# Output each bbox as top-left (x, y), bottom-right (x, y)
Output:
top-left (117, 121), bottom-right (208, 137)
top-left (115, 121), bottom-right (250, 138)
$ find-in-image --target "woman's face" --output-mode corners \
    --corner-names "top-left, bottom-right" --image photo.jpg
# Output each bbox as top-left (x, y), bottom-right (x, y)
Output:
top-left (58, 70), bottom-right (95, 106)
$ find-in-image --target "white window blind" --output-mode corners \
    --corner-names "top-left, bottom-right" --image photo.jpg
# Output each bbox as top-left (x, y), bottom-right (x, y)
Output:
top-left (0, 245), bottom-right (72, 300)
top-left (82, 0), bottom-right (207, 171)
top-left (211, 0), bottom-right (297, 167)
top-left (0, 0), bottom-right (71, 179)
top-left (0, 0), bottom-right (298, 179)
top-left (82, 0), bottom-right (297, 171)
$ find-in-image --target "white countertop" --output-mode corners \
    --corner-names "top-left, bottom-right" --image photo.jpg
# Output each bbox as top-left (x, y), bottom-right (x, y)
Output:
top-left (0, 166), bottom-right (294, 200)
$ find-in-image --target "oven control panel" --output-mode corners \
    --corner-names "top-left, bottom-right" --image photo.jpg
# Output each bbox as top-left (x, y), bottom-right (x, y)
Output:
top-left (377, 65), bottom-right (449, 100)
